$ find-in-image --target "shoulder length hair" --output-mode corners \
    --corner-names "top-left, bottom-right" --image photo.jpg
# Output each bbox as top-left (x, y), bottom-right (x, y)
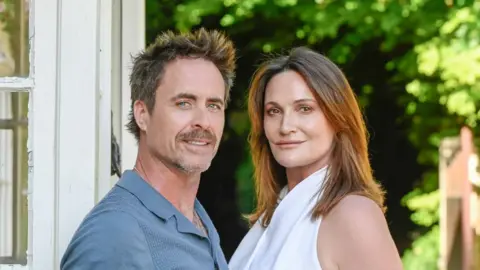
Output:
top-left (248, 47), bottom-right (385, 227)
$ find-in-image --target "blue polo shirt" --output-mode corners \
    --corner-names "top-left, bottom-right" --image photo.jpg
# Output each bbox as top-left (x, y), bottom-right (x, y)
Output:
top-left (60, 170), bottom-right (228, 270)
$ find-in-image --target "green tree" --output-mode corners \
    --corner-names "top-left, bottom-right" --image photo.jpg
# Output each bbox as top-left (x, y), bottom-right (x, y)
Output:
top-left (146, 0), bottom-right (480, 266)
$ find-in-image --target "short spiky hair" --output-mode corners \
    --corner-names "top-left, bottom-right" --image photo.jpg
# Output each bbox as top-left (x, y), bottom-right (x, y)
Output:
top-left (126, 27), bottom-right (237, 141)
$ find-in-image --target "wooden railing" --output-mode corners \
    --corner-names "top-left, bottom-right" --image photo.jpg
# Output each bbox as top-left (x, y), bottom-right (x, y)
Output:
top-left (439, 126), bottom-right (480, 270)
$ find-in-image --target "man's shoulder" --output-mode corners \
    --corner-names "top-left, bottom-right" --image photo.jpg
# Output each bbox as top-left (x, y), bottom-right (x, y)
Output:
top-left (74, 209), bottom-right (143, 242)
top-left (61, 210), bottom-right (154, 269)
top-left (94, 184), bottom-right (142, 211)
top-left (70, 186), bottom-right (149, 243)
top-left (84, 185), bottom-right (148, 219)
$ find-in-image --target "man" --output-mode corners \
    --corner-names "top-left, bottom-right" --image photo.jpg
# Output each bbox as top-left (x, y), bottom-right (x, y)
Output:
top-left (60, 28), bottom-right (236, 269)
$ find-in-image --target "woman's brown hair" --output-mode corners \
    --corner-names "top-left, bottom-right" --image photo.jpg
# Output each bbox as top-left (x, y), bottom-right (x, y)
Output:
top-left (248, 47), bottom-right (385, 227)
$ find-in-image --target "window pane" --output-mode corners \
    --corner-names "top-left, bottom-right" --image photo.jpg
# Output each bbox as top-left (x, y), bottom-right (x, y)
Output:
top-left (0, 0), bottom-right (29, 77)
top-left (0, 91), bottom-right (28, 265)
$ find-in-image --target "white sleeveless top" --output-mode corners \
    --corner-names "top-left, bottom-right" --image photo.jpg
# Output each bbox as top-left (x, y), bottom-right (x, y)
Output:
top-left (229, 167), bottom-right (327, 270)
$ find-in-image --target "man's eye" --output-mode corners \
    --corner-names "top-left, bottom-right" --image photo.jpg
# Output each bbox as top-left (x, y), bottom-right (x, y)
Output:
top-left (208, 104), bottom-right (221, 110)
top-left (177, 101), bottom-right (191, 108)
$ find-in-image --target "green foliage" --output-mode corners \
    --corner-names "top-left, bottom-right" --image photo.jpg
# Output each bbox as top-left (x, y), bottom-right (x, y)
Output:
top-left (0, 0), bottom-right (15, 22)
top-left (401, 187), bottom-right (441, 266)
top-left (400, 3), bottom-right (480, 267)
top-left (146, 0), bottom-right (480, 266)
top-left (235, 153), bottom-right (255, 214)
top-left (402, 225), bottom-right (440, 270)
top-left (403, 190), bottom-right (439, 227)
top-left (401, 189), bottom-right (440, 269)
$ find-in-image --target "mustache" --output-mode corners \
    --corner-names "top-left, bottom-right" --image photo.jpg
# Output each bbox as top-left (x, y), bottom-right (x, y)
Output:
top-left (177, 129), bottom-right (216, 143)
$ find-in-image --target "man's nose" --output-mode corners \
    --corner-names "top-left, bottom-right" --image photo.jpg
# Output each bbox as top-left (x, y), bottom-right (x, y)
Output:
top-left (193, 107), bottom-right (211, 129)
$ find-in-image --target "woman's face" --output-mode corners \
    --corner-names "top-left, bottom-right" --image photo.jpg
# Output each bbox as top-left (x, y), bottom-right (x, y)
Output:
top-left (263, 70), bottom-right (335, 171)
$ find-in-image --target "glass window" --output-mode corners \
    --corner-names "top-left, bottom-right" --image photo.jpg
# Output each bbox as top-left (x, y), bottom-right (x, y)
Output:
top-left (0, 0), bottom-right (30, 266)
top-left (0, 0), bottom-right (29, 77)
top-left (0, 91), bottom-right (28, 265)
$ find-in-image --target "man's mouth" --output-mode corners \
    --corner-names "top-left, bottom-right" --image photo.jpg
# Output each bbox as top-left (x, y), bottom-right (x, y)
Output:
top-left (185, 140), bottom-right (209, 146)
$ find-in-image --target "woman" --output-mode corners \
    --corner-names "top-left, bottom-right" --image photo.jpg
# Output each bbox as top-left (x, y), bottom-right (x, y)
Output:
top-left (229, 47), bottom-right (403, 270)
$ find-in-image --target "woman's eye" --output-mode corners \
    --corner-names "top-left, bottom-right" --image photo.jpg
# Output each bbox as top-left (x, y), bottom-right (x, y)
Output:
top-left (299, 106), bottom-right (311, 112)
top-left (267, 108), bottom-right (280, 115)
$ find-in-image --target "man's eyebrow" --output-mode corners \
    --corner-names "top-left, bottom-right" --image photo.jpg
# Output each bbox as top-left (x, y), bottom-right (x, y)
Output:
top-left (208, 97), bottom-right (224, 106)
top-left (170, 93), bottom-right (197, 102)
top-left (170, 93), bottom-right (225, 106)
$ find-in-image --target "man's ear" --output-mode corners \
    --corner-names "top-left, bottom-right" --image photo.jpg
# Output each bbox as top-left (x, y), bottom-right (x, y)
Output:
top-left (133, 100), bottom-right (148, 132)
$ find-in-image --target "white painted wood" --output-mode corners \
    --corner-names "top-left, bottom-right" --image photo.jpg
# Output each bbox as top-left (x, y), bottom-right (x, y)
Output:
top-left (0, 265), bottom-right (27, 270)
top-left (120, 0), bottom-right (144, 171)
top-left (96, 0), bottom-right (113, 202)
top-left (0, 93), bottom-right (13, 258)
top-left (110, 0), bottom-right (122, 186)
top-left (28, 0), bottom-right (58, 269)
top-left (111, 0), bottom-right (121, 144)
top-left (55, 0), bottom-right (100, 265)
top-left (0, 78), bottom-right (33, 92)
top-left (1, 0), bottom-right (145, 269)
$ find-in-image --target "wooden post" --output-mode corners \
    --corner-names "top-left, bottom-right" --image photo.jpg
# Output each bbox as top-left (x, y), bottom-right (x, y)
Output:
top-left (460, 127), bottom-right (474, 270)
top-left (468, 154), bottom-right (480, 270)
top-left (439, 126), bottom-right (478, 270)
top-left (439, 135), bottom-right (463, 270)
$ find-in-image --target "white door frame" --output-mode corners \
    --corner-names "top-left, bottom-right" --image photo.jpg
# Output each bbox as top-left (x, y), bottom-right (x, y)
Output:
top-left (0, 0), bottom-right (144, 269)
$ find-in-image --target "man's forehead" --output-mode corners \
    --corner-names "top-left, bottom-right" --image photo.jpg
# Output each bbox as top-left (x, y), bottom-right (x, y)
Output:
top-left (163, 57), bottom-right (222, 79)
top-left (157, 58), bottom-right (226, 101)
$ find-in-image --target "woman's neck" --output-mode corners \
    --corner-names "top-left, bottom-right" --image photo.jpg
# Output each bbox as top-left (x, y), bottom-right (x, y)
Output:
top-left (285, 162), bottom-right (328, 191)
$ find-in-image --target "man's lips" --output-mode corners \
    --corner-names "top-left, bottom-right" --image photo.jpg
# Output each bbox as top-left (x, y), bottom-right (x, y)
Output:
top-left (183, 139), bottom-right (212, 146)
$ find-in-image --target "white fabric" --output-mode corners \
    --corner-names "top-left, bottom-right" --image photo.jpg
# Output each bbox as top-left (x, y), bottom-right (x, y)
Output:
top-left (229, 167), bottom-right (327, 270)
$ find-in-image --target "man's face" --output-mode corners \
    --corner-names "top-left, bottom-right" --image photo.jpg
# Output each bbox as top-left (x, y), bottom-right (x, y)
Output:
top-left (135, 57), bottom-right (226, 174)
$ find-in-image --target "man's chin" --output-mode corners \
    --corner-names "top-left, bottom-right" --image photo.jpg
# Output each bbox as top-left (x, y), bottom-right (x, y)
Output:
top-left (175, 161), bottom-right (212, 175)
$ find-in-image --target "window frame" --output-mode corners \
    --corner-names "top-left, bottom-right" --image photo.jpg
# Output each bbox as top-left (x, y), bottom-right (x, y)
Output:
top-left (0, 0), bottom-right (143, 269)
top-left (0, 92), bottom-right (29, 265)
top-left (0, 0), bottom-right (33, 266)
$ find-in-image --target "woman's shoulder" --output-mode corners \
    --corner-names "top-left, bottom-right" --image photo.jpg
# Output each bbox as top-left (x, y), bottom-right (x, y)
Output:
top-left (317, 195), bottom-right (402, 269)
top-left (329, 194), bottom-right (383, 220)
top-left (320, 194), bottom-right (387, 243)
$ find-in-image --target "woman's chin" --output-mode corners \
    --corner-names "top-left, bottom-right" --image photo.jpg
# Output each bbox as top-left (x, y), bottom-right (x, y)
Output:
top-left (274, 156), bottom-right (307, 169)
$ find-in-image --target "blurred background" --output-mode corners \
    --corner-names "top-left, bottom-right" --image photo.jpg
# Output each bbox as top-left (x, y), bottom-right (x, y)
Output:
top-left (143, 0), bottom-right (480, 269)
top-left (0, 0), bottom-right (479, 269)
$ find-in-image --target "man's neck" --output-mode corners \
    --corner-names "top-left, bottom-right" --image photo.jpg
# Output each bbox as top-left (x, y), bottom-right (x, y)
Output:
top-left (134, 149), bottom-right (200, 220)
